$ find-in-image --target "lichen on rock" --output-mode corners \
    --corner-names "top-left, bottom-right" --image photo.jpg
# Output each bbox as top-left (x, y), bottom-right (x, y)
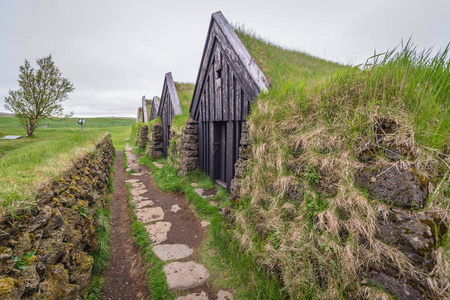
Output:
top-left (356, 164), bottom-right (428, 209)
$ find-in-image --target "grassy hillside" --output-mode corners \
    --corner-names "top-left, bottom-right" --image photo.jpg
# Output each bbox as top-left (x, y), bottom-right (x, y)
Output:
top-left (233, 31), bottom-right (450, 298)
top-left (0, 116), bottom-right (131, 217)
top-left (171, 82), bottom-right (195, 133)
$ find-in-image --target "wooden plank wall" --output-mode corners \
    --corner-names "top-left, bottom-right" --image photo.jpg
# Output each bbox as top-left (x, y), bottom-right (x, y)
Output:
top-left (197, 41), bottom-right (259, 190)
top-left (161, 85), bottom-right (175, 157)
top-left (149, 96), bottom-right (159, 121)
top-left (191, 12), bottom-right (269, 191)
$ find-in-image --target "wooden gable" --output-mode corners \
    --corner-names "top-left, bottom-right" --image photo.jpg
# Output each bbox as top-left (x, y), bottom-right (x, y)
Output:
top-left (157, 72), bottom-right (182, 157)
top-left (142, 96), bottom-right (148, 122)
top-left (189, 11), bottom-right (269, 191)
top-left (149, 96), bottom-right (159, 121)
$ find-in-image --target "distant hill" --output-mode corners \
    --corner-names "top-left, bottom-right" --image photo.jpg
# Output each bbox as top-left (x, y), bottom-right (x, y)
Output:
top-left (0, 112), bottom-right (13, 117)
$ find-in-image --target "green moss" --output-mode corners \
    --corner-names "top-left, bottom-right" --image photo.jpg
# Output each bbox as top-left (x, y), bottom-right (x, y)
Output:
top-left (0, 276), bottom-right (16, 298)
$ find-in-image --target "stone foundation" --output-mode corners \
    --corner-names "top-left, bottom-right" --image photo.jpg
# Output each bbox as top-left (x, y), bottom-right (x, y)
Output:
top-left (230, 123), bottom-right (251, 201)
top-left (139, 124), bottom-right (149, 149)
top-left (148, 124), bottom-right (163, 159)
top-left (178, 121), bottom-right (199, 176)
top-left (0, 135), bottom-right (114, 299)
top-left (355, 118), bottom-right (448, 299)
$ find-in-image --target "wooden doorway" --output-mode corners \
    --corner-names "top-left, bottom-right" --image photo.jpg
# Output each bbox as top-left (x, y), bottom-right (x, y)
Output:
top-left (213, 121), bottom-right (227, 188)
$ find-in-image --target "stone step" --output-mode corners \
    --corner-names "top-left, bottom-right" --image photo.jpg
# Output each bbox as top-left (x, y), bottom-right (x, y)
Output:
top-left (171, 204), bottom-right (181, 213)
top-left (176, 292), bottom-right (208, 300)
top-left (152, 244), bottom-right (193, 261)
top-left (135, 200), bottom-right (154, 209)
top-left (163, 261), bottom-right (210, 290)
top-left (217, 290), bottom-right (233, 300)
top-left (136, 207), bottom-right (164, 223)
top-left (125, 179), bottom-right (140, 184)
top-left (153, 162), bottom-right (164, 168)
top-left (145, 222), bottom-right (171, 244)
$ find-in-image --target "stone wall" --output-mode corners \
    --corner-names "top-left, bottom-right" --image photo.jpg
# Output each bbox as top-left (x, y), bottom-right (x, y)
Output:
top-left (354, 119), bottom-right (448, 299)
top-left (139, 124), bottom-right (148, 149)
top-left (178, 121), bottom-right (199, 176)
top-left (230, 123), bottom-right (251, 201)
top-left (147, 124), bottom-right (163, 159)
top-left (0, 135), bottom-right (114, 299)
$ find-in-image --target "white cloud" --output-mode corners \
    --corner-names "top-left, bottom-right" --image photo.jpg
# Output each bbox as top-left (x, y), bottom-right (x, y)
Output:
top-left (1, 0), bottom-right (448, 116)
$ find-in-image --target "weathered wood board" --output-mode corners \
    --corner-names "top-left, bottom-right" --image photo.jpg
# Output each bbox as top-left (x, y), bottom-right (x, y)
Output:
top-left (189, 11), bottom-right (269, 191)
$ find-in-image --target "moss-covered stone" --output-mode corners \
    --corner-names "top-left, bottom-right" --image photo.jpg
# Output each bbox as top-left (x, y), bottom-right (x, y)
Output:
top-left (0, 136), bottom-right (113, 299)
top-left (0, 246), bottom-right (14, 274)
top-left (0, 275), bottom-right (22, 299)
top-left (356, 164), bottom-right (428, 209)
top-left (39, 264), bottom-right (70, 299)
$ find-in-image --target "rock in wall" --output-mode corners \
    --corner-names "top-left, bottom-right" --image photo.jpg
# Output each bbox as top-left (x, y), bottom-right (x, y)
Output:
top-left (178, 121), bottom-right (199, 176)
top-left (147, 124), bottom-right (163, 159)
top-left (0, 135), bottom-right (114, 299)
top-left (355, 119), bottom-right (448, 299)
top-left (139, 124), bottom-right (149, 149)
top-left (230, 123), bottom-right (251, 201)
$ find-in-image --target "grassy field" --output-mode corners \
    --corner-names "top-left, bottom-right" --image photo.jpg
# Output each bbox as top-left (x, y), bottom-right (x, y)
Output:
top-left (0, 116), bottom-right (132, 216)
top-left (233, 30), bottom-right (450, 299)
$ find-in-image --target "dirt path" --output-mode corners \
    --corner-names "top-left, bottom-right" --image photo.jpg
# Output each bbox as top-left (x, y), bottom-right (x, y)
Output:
top-left (101, 150), bottom-right (150, 300)
top-left (123, 144), bottom-right (233, 299)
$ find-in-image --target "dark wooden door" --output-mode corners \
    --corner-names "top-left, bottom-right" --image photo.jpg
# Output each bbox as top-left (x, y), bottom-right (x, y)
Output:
top-left (163, 124), bottom-right (170, 157)
top-left (213, 121), bottom-right (227, 187)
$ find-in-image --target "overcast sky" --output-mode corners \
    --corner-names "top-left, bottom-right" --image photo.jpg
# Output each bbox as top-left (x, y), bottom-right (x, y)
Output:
top-left (0, 0), bottom-right (448, 117)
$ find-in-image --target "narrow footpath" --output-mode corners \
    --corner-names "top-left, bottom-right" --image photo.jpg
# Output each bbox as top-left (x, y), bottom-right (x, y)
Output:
top-left (123, 144), bottom-right (233, 300)
top-left (101, 150), bottom-right (150, 300)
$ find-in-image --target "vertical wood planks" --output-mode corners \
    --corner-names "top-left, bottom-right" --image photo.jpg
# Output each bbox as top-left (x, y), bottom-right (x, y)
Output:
top-left (189, 12), bottom-right (270, 191)
top-left (214, 47), bottom-right (222, 121)
top-left (222, 63), bottom-right (229, 121)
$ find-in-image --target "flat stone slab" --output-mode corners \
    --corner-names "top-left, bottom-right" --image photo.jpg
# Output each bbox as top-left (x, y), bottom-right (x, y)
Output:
top-left (200, 221), bottom-right (210, 228)
top-left (125, 179), bottom-right (140, 184)
top-left (132, 182), bottom-right (146, 188)
top-left (176, 292), bottom-right (208, 300)
top-left (135, 200), bottom-right (154, 209)
top-left (131, 187), bottom-right (147, 197)
top-left (218, 290), bottom-right (233, 300)
top-left (194, 188), bottom-right (215, 199)
top-left (136, 207), bottom-right (164, 223)
top-left (132, 196), bottom-right (149, 203)
top-left (191, 183), bottom-right (198, 187)
top-left (153, 162), bottom-right (164, 168)
top-left (0, 135), bottom-right (22, 140)
top-left (132, 172), bottom-right (144, 176)
top-left (171, 204), bottom-right (181, 213)
top-left (163, 261), bottom-right (210, 290)
top-left (152, 244), bottom-right (194, 261)
top-left (145, 222), bottom-right (171, 244)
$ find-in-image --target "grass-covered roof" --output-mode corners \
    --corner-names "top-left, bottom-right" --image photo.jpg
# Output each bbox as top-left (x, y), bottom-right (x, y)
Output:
top-left (232, 29), bottom-right (450, 299)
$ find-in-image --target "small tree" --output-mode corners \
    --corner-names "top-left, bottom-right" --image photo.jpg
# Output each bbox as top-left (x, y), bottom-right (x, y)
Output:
top-left (4, 54), bottom-right (74, 136)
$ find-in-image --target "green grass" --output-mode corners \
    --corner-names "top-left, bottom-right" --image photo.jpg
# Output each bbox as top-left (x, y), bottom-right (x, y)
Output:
top-left (170, 83), bottom-right (195, 133)
top-left (0, 116), bottom-right (131, 216)
top-left (138, 155), bottom-right (285, 299)
top-left (236, 28), bottom-right (348, 90)
top-left (0, 116), bottom-right (134, 131)
top-left (234, 29), bottom-right (450, 298)
top-left (85, 158), bottom-right (116, 299)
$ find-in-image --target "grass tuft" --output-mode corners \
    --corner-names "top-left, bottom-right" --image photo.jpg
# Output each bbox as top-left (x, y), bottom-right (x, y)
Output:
top-left (235, 29), bottom-right (450, 299)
